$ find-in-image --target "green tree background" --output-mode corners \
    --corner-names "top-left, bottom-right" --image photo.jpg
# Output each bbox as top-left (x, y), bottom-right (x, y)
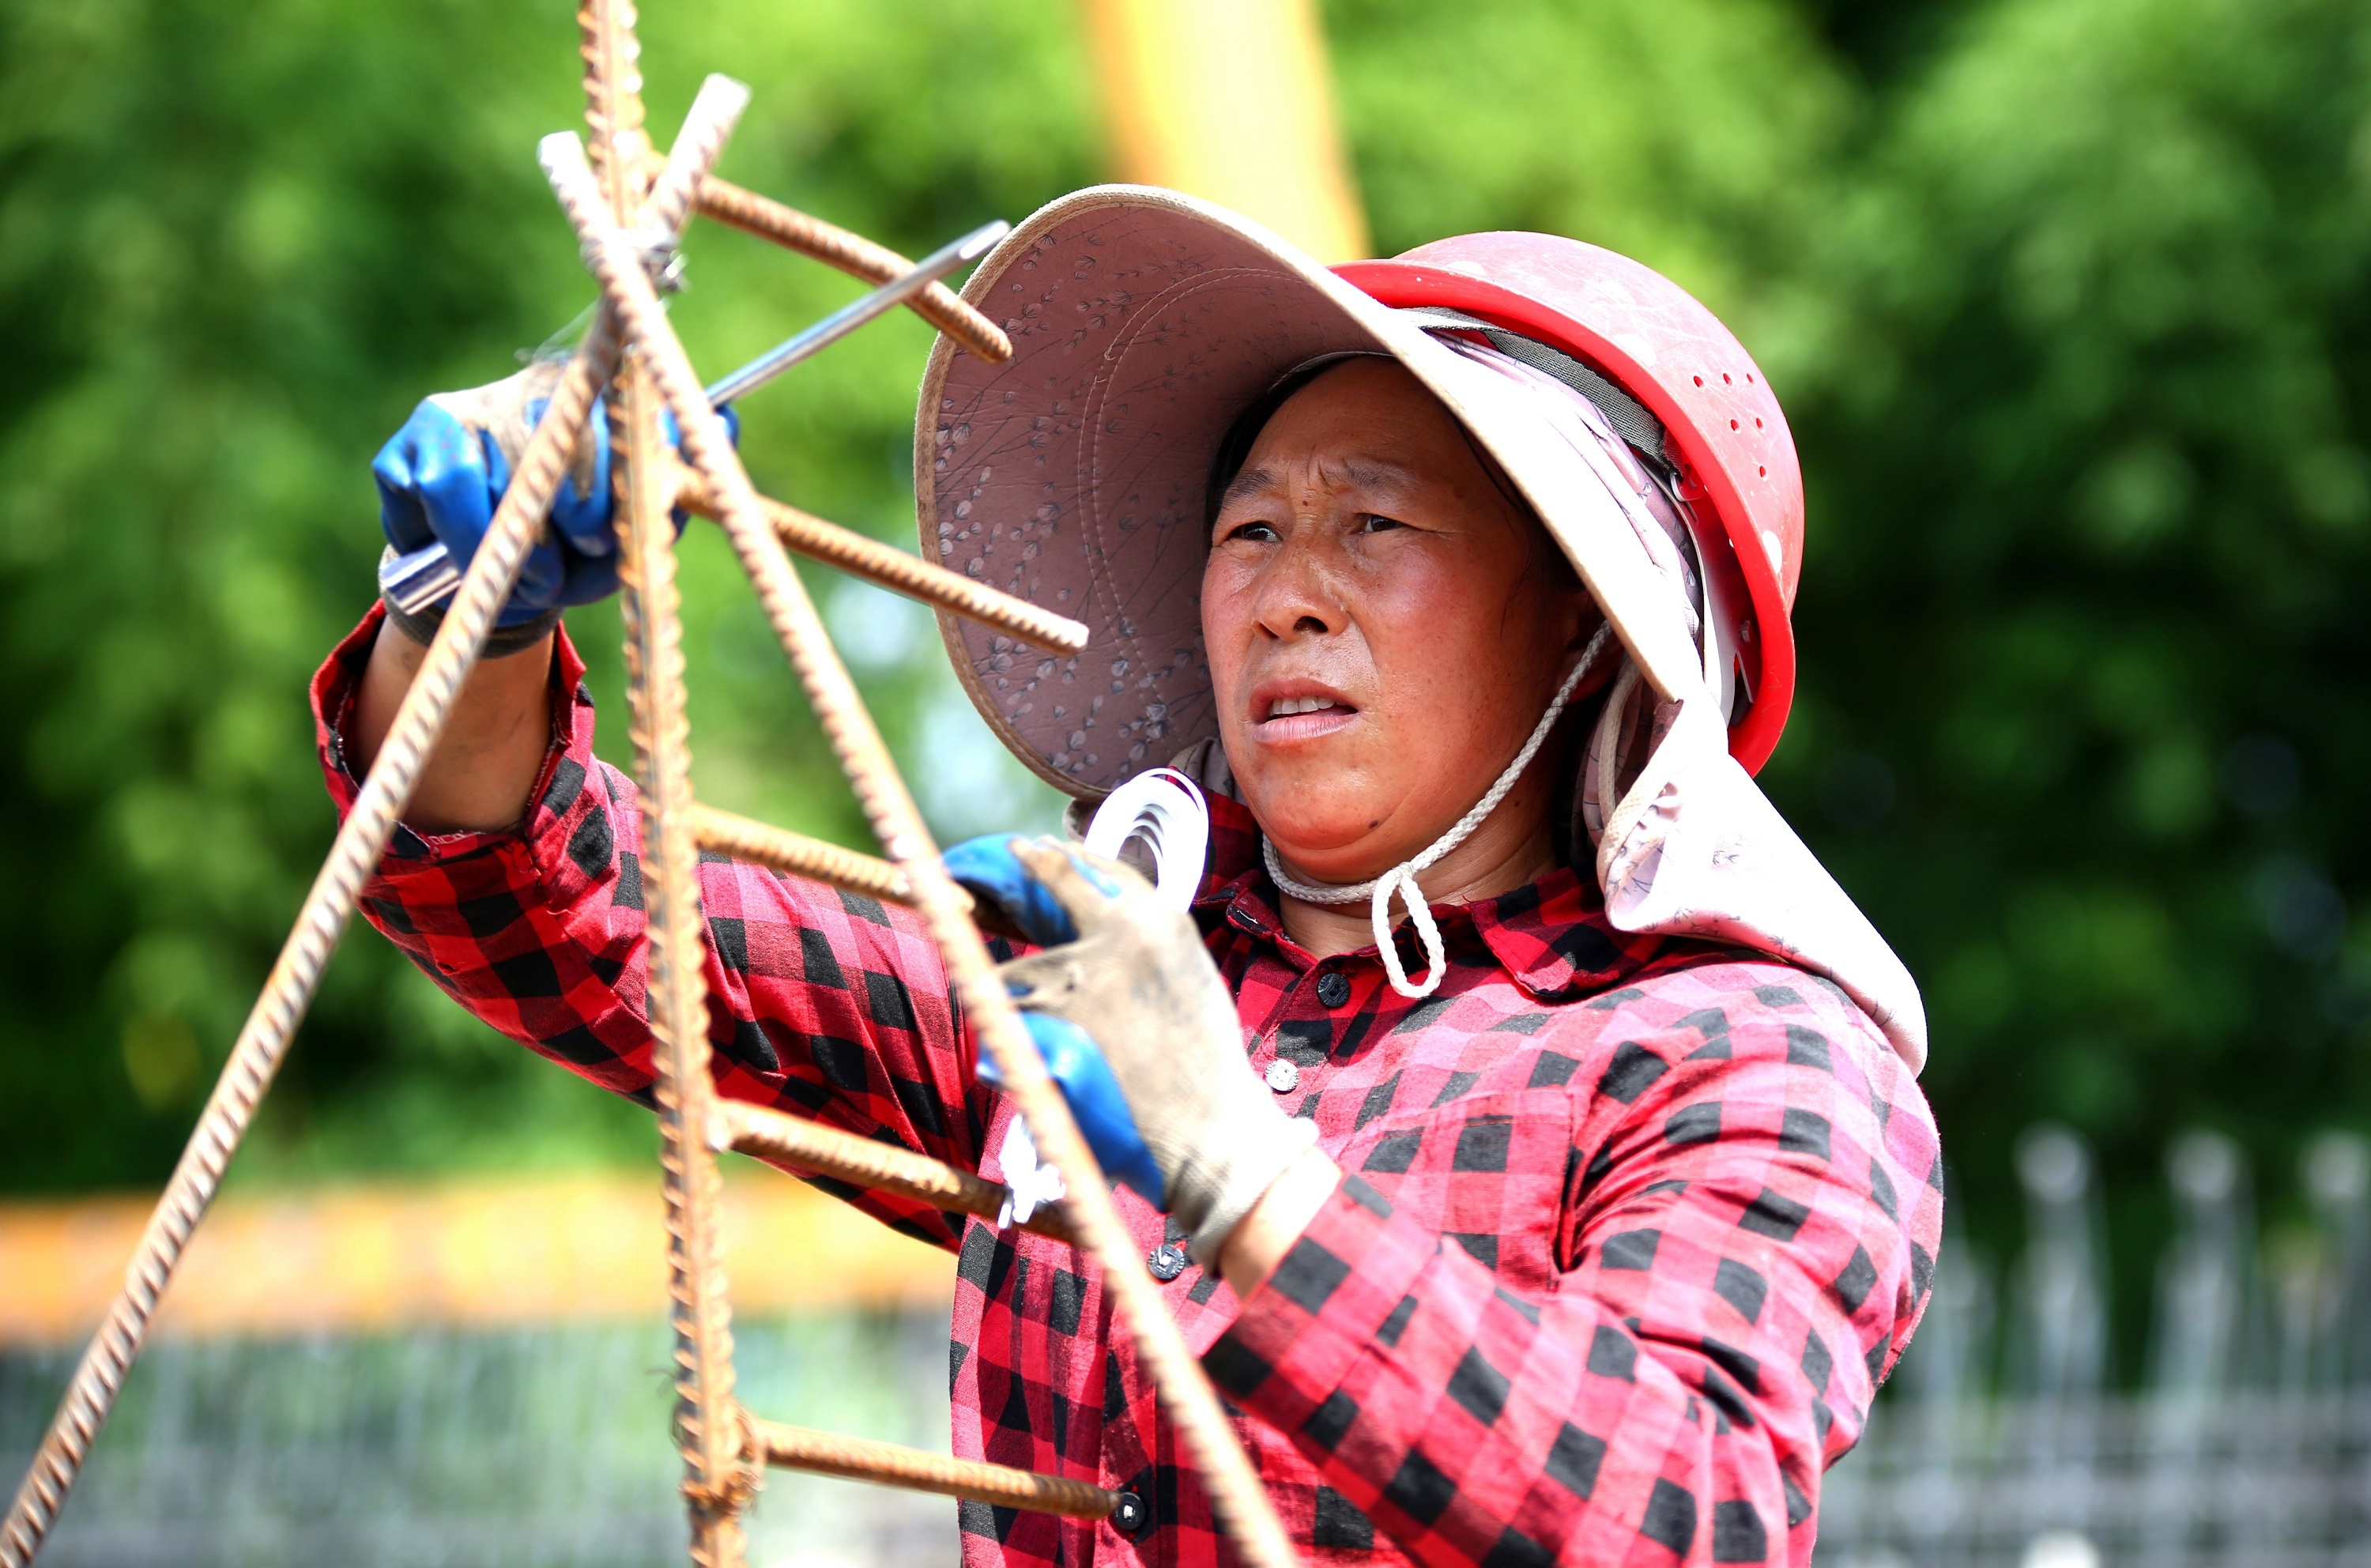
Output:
top-left (1, 0), bottom-right (2363, 1380)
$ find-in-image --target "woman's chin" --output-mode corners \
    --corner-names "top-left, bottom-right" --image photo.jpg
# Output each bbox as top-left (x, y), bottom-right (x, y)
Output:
top-left (1247, 812), bottom-right (1415, 889)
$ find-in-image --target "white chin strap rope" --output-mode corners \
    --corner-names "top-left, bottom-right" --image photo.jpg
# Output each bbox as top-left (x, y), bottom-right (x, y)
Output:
top-left (1262, 625), bottom-right (1615, 1000)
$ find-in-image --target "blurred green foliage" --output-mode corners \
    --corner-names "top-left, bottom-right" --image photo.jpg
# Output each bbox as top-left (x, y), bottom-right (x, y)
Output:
top-left (0, 0), bottom-right (1094, 1186)
top-left (1, 0), bottom-right (2365, 1376)
top-left (1771, 0), bottom-right (2371, 1344)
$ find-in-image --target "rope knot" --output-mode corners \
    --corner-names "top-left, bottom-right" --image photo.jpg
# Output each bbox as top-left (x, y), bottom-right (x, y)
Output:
top-left (1370, 868), bottom-right (1446, 999)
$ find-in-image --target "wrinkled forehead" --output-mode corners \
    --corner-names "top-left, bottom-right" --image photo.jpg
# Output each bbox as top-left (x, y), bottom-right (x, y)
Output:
top-left (1214, 356), bottom-right (1549, 541)
top-left (1241, 359), bottom-right (1457, 460)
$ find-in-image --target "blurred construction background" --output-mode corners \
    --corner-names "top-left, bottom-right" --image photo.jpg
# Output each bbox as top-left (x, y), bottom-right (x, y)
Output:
top-left (1, 0), bottom-right (2367, 1562)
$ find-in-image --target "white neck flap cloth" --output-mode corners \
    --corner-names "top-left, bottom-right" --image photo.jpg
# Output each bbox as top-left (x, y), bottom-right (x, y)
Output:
top-left (1265, 334), bottom-right (1930, 1072)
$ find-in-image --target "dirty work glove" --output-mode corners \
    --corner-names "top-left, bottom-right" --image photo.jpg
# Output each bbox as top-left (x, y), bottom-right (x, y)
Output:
top-left (949, 835), bottom-right (1316, 1267)
top-left (945, 835), bottom-right (1165, 1203)
top-left (372, 359), bottom-right (738, 630)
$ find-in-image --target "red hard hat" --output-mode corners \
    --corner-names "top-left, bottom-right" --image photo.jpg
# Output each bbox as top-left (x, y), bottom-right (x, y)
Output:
top-left (1337, 237), bottom-right (1802, 772)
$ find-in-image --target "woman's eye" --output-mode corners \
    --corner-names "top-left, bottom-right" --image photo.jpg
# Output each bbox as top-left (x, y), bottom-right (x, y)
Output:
top-left (1359, 513), bottom-right (1407, 533)
top-left (1224, 519), bottom-right (1282, 544)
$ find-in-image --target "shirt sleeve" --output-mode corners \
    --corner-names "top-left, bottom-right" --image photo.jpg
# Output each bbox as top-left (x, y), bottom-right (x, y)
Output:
top-left (311, 604), bottom-right (993, 1251)
top-left (1204, 973), bottom-right (1942, 1567)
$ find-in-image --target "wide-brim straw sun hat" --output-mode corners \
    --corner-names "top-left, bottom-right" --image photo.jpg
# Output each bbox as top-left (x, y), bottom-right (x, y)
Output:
top-left (914, 183), bottom-right (1806, 802)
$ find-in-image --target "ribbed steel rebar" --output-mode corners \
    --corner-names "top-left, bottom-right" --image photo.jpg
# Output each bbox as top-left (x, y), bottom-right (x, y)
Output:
top-left (714, 1101), bottom-right (1075, 1245)
top-left (579, 0), bottom-right (650, 220)
top-left (748, 1417), bottom-right (1117, 1517)
top-left (543, 132), bottom-right (1302, 1568)
top-left (580, 6), bottom-right (752, 1562)
top-left (670, 469), bottom-right (1087, 654)
top-left (689, 175), bottom-right (1011, 363)
top-left (687, 804), bottom-right (953, 910)
top-left (0, 318), bottom-right (620, 1568)
top-left (642, 74), bottom-right (750, 245)
top-left (619, 366), bottom-right (752, 1555)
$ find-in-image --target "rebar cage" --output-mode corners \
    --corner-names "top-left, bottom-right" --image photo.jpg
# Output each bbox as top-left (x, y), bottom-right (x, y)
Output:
top-left (0, 7), bottom-right (1299, 1566)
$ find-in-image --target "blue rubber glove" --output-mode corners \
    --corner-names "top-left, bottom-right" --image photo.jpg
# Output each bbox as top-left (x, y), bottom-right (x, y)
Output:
top-left (944, 833), bottom-right (1096, 946)
top-left (373, 362), bottom-right (738, 624)
top-left (959, 835), bottom-right (1314, 1265)
top-left (975, 1014), bottom-right (1165, 1204)
top-left (946, 835), bottom-right (1163, 1202)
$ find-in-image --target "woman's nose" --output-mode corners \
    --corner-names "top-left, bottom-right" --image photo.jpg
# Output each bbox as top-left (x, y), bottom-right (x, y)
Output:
top-left (1251, 536), bottom-right (1344, 640)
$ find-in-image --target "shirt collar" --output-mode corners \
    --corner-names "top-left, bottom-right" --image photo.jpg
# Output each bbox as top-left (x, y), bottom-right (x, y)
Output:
top-left (1193, 793), bottom-right (1664, 1002)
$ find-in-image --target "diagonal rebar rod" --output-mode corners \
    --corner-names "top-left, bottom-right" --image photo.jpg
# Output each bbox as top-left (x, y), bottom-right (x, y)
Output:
top-left (0, 317), bottom-right (621, 1568)
top-left (641, 74), bottom-right (750, 247)
top-left (700, 220), bottom-right (1006, 407)
top-left (542, 130), bottom-right (1302, 1568)
top-left (690, 174), bottom-right (1011, 363)
top-left (667, 467), bottom-right (1087, 653)
top-left (578, 5), bottom-right (752, 1562)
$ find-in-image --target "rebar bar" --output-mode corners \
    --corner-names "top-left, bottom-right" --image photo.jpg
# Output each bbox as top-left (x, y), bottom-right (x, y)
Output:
top-left (686, 805), bottom-right (959, 911)
top-left (580, 7), bottom-right (751, 1563)
top-left (688, 174), bottom-right (1011, 363)
top-left (0, 318), bottom-right (620, 1568)
top-left (543, 130), bottom-right (1302, 1568)
top-left (620, 368), bottom-right (751, 1554)
top-left (641, 74), bottom-right (751, 246)
top-left (748, 1416), bottom-right (1118, 1517)
top-left (669, 469), bottom-right (1087, 654)
top-left (579, 0), bottom-right (650, 220)
top-left (714, 1101), bottom-right (1075, 1245)
top-left (702, 220), bottom-right (1006, 406)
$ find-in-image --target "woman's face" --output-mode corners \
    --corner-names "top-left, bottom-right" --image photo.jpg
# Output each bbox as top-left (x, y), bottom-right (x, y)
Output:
top-left (1202, 358), bottom-right (1596, 887)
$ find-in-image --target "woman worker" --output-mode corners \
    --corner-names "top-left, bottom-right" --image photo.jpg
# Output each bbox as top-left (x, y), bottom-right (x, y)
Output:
top-left (324, 189), bottom-right (1940, 1566)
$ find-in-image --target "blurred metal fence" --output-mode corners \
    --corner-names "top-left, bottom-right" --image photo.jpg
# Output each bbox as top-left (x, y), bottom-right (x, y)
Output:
top-left (1817, 1126), bottom-right (2371, 1568)
top-left (0, 1312), bottom-right (952, 1568)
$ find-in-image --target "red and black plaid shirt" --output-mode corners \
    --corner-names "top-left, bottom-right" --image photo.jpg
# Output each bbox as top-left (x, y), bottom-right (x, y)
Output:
top-left (314, 607), bottom-right (1941, 1568)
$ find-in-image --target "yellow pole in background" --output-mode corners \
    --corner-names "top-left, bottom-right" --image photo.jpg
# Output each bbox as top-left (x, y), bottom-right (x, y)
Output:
top-left (1077, 0), bottom-right (1371, 264)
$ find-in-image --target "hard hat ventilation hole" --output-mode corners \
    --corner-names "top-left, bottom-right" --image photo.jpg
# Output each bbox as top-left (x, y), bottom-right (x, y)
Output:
top-left (1758, 466), bottom-right (1767, 477)
top-left (1722, 372), bottom-right (1732, 384)
top-left (1730, 419), bottom-right (1740, 430)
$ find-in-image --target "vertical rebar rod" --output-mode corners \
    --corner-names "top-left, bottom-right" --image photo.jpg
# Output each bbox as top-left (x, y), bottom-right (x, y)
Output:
top-left (619, 355), bottom-right (752, 1559)
top-left (578, 5), bottom-right (751, 1563)
top-left (542, 134), bottom-right (1301, 1568)
top-left (0, 322), bottom-right (619, 1568)
top-left (579, 0), bottom-right (651, 220)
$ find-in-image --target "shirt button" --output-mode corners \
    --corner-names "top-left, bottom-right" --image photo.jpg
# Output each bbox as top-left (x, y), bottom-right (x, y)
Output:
top-left (1147, 1242), bottom-right (1189, 1281)
top-left (1265, 1057), bottom-right (1300, 1094)
top-left (1110, 1491), bottom-right (1148, 1533)
top-left (1315, 971), bottom-right (1351, 1009)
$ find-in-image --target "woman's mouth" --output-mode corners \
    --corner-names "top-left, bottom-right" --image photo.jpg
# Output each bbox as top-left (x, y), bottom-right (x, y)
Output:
top-left (1253, 688), bottom-right (1360, 741)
